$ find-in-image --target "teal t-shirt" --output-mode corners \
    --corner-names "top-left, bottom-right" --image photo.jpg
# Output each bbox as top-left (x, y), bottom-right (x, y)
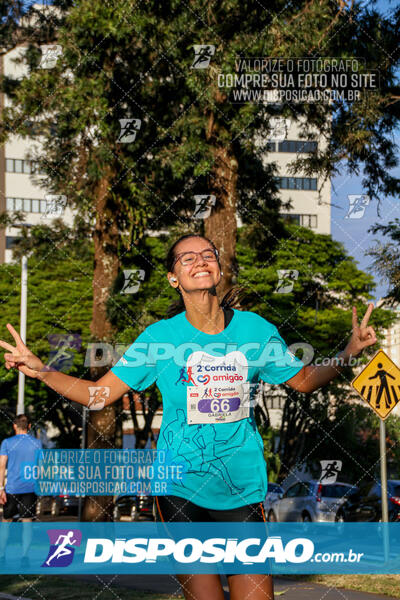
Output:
top-left (111, 309), bottom-right (304, 510)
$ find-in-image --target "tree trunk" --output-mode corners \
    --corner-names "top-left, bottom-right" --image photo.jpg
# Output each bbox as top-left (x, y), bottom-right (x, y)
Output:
top-left (82, 174), bottom-right (120, 522)
top-left (205, 144), bottom-right (238, 300)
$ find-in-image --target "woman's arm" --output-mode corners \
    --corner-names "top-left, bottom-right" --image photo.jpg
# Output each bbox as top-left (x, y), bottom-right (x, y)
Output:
top-left (0, 323), bottom-right (130, 407)
top-left (285, 304), bottom-right (377, 394)
top-left (37, 368), bottom-right (130, 407)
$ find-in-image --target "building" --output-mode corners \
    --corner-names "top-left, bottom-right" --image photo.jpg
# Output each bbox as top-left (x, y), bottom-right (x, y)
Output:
top-left (0, 8), bottom-right (74, 264)
top-left (0, 40), bottom-right (331, 264)
top-left (377, 300), bottom-right (400, 416)
top-left (266, 117), bottom-right (331, 235)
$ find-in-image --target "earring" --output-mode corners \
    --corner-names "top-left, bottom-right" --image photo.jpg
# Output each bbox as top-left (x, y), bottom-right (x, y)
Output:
top-left (220, 271), bottom-right (224, 276)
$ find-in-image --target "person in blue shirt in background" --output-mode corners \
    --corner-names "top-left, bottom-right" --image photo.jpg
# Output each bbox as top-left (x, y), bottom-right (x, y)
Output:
top-left (0, 234), bottom-right (377, 600)
top-left (0, 414), bottom-right (42, 565)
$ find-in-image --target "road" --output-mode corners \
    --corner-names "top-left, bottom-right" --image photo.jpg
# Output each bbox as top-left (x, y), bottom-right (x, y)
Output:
top-left (67, 574), bottom-right (399, 600)
top-left (1, 513), bottom-right (397, 600)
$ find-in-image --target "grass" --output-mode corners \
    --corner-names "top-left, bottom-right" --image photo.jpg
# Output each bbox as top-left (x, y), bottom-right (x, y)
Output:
top-left (0, 575), bottom-right (184, 599)
top-left (286, 574), bottom-right (400, 598)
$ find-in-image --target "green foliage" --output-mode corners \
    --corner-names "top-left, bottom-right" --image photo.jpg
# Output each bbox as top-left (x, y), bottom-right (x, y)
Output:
top-left (368, 218), bottom-right (400, 303)
top-left (0, 245), bottom-right (93, 445)
top-left (236, 221), bottom-right (398, 480)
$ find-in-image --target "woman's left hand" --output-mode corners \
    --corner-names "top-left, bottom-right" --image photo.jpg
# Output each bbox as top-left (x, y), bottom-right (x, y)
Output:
top-left (344, 303), bottom-right (378, 359)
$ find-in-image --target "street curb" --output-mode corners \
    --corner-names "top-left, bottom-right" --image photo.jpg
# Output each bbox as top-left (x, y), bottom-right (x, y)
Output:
top-left (0, 595), bottom-right (33, 600)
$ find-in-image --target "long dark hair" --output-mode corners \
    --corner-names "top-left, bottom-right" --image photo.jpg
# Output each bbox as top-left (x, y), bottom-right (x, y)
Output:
top-left (166, 234), bottom-right (247, 318)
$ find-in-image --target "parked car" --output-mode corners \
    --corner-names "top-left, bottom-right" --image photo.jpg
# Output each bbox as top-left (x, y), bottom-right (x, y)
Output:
top-left (36, 495), bottom-right (52, 517)
top-left (36, 494), bottom-right (80, 517)
top-left (264, 483), bottom-right (284, 514)
top-left (113, 495), bottom-right (154, 521)
top-left (267, 480), bottom-right (357, 522)
top-left (336, 480), bottom-right (400, 522)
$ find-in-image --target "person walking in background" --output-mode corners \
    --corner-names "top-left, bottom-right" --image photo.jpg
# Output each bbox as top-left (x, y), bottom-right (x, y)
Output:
top-left (0, 414), bottom-right (42, 565)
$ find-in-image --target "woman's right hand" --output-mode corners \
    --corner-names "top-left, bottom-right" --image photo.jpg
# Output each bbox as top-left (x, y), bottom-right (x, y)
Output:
top-left (0, 323), bottom-right (45, 379)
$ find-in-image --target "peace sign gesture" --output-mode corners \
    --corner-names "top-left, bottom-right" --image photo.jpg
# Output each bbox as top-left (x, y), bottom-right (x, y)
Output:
top-left (0, 323), bottom-right (44, 379)
top-left (344, 303), bottom-right (377, 359)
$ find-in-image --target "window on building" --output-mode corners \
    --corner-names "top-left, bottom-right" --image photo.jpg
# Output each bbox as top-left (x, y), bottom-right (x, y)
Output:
top-left (6, 236), bottom-right (21, 249)
top-left (282, 213), bottom-right (301, 226)
top-left (5, 158), bottom-right (45, 175)
top-left (281, 213), bottom-right (318, 229)
top-left (301, 214), bottom-right (318, 228)
top-left (276, 177), bottom-right (317, 191)
top-left (278, 140), bottom-right (318, 153)
top-left (6, 197), bottom-right (46, 213)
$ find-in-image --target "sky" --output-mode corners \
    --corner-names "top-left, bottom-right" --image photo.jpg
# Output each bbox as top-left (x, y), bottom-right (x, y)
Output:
top-left (331, 0), bottom-right (399, 303)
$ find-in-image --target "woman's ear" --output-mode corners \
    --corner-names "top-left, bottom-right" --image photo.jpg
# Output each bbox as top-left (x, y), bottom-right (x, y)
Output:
top-left (167, 272), bottom-right (178, 286)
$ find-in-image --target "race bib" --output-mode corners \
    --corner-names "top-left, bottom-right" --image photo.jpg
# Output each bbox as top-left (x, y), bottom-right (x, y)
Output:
top-left (187, 383), bottom-right (251, 424)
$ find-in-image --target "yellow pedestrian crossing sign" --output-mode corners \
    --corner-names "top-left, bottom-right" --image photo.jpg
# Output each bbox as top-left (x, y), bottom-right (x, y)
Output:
top-left (351, 349), bottom-right (400, 420)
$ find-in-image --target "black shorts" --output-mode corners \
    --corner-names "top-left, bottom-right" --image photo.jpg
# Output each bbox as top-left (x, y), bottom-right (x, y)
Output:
top-left (155, 495), bottom-right (266, 522)
top-left (2, 492), bottom-right (37, 520)
top-left (154, 496), bottom-right (268, 578)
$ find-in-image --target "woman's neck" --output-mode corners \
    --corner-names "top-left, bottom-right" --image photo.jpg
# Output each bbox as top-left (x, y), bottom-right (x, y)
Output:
top-left (184, 293), bottom-right (225, 334)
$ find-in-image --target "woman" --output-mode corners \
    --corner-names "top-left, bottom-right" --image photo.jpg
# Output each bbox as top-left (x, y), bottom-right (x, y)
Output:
top-left (0, 233), bottom-right (377, 600)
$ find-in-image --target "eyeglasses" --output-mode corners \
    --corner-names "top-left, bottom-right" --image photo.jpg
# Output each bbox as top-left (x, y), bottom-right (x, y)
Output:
top-left (173, 248), bottom-right (219, 267)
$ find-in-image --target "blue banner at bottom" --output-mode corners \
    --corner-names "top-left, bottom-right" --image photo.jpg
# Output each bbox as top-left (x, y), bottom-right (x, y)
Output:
top-left (0, 522), bottom-right (399, 574)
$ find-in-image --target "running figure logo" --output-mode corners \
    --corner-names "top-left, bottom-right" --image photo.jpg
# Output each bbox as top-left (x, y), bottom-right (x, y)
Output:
top-left (319, 460), bottom-right (342, 484)
top-left (193, 195), bottom-right (216, 219)
top-left (42, 529), bottom-right (82, 568)
top-left (117, 119), bottom-right (142, 143)
top-left (47, 334), bottom-right (82, 372)
top-left (191, 45), bottom-right (215, 69)
top-left (175, 366), bottom-right (197, 386)
top-left (352, 349), bottom-right (400, 420)
top-left (275, 269), bottom-right (299, 294)
top-left (344, 195), bottom-right (370, 219)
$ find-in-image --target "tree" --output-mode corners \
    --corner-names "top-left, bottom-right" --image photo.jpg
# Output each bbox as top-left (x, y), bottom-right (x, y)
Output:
top-left (236, 221), bottom-right (397, 480)
top-left (0, 221), bottom-right (94, 445)
top-left (159, 0), bottom-right (400, 295)
top-left (368, 218), bottom-right (400, 303)
top-left (1, 0), bottom-right (399, 516)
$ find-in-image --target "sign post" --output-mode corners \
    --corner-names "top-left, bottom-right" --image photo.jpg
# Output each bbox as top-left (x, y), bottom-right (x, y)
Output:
top-left (379, 419), bottom-right (389, 522)
top-left (351, 349), bottom-right (400, 523)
